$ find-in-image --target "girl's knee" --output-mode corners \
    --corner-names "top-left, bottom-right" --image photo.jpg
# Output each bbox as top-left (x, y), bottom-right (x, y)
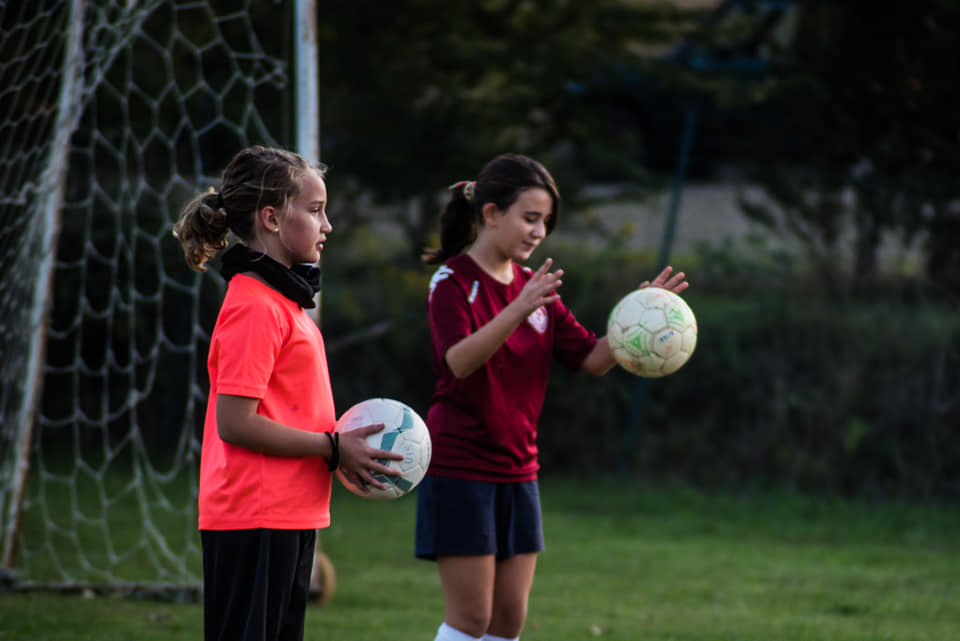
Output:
top-left (488, 601), bottom-right (527, 638)
top-left (444, 601), bottom-right (492, 639)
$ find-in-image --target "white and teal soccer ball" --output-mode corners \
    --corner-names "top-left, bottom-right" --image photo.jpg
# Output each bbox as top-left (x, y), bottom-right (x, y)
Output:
top-left (334, 398), bottom-right (432, 500)
top-left (607, 288), bottom-right (697, 378)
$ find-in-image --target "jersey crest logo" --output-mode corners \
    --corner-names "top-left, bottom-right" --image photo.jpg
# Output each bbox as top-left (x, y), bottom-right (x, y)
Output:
top-left (527, 306), bottom-right (548, 334)
top-left (468, 280), bottom-right (479, 303)
top-left (428, 265), bottom-right (454, 303)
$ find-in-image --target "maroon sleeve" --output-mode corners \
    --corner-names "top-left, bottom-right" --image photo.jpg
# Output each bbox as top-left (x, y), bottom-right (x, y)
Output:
top-left (550, 296), bottom-right (598, 371)
top-left (427, 267), bottom-right (473, 371)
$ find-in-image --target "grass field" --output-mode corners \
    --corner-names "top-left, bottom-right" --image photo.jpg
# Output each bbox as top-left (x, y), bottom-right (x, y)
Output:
top-left (2, 479), bottom-right (959, 640)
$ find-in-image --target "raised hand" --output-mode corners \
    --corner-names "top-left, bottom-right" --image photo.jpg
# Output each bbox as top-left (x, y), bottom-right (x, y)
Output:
top-left (514, 258), bottom-right (564, 315)
top-left (638, 265), bottom-right (688, 294)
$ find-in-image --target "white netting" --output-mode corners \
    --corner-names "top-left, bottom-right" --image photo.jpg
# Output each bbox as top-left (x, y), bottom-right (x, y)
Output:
top-left (0, 0), bottom-right (296, 591)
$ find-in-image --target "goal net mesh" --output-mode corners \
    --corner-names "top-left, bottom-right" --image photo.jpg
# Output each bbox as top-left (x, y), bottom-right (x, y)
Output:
top-left (0, 0), bottom-right (294, 591)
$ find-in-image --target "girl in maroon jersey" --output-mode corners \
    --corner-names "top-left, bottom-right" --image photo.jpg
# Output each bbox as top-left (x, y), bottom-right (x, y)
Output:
top-left (416, 153), bottom-right (688, 641)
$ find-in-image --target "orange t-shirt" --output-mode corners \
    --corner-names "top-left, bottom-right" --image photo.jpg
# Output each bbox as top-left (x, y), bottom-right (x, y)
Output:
top-left (198, 274), bottom-right (335, 530)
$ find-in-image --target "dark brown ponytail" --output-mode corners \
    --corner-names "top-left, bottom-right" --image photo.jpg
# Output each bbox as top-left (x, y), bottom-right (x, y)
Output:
top-left (421, 185), bottom-right (478, 265)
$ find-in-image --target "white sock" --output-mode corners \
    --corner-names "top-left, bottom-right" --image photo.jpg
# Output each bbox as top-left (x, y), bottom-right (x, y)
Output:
top-left (435, 622), bottom-right (483, 641)
top-left (482, 634), bottom-right (519, 641)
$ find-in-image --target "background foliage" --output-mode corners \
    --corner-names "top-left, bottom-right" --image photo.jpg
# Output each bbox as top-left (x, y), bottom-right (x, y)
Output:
top-left (321, 235), bottom-right (960, 500)
top-left (303, 0), bottom-right (960, 499)
top-left (21, 0), bottom-right (960, 499)
top-left (737, 0), bottom-right (960, 296)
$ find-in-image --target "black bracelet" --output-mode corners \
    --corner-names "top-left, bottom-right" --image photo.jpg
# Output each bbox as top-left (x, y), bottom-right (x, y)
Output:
top-left (324, 432), bottom-right (340, 472)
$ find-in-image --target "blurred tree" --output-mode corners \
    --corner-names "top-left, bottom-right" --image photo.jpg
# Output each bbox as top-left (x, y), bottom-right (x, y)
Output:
top-left (738, 0), bottom-right (960, 295)
top-left (315, 0), bottom-right (703, 257)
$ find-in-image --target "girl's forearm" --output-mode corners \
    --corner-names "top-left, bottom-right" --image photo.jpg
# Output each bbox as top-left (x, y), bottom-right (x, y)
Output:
top-left (443, 302), bottom-right (528, 378)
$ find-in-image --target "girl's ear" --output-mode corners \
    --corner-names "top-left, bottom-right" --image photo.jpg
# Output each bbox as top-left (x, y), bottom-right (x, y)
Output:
top-left (481, 202), bottom-right (500, 228)
top-left (258, 205), bottom-right (278, 232)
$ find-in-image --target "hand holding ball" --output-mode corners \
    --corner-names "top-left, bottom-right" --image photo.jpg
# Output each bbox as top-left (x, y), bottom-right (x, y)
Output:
top-left (334, 398), bottom-right (431, 500)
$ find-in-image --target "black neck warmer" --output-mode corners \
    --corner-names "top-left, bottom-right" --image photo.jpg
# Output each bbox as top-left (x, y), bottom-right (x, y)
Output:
top-left (219, 244), bottom-right (320, 309)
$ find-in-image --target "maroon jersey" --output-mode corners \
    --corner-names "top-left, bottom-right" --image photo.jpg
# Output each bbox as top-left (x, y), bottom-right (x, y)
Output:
top-left (426, 253), bottom-right (598, 482)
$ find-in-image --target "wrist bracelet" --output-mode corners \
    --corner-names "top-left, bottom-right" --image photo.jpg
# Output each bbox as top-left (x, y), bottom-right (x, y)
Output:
top-left (324, 431), bottom-right (340, 472)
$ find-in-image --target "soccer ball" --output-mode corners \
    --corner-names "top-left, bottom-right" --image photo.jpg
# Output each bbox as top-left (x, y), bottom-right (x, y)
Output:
top-left (334, 398), bottom-right (432, 500)
top-left (607, 288), bottom-right (697, 378)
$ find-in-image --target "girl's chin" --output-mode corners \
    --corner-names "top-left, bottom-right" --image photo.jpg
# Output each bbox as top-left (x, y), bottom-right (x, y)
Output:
top-left (514, 249), bottom-right (536, 262)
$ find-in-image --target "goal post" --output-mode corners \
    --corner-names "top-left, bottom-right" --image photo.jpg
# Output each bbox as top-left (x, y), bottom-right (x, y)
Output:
top-left (0, 0), bottom-right (318, 594)
top-left (1, 0), bottom-right (87, 571)
top-left (294, 0), bottom-right (320, 166)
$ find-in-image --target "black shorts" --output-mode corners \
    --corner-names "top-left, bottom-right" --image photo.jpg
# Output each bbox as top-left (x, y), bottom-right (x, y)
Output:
top-left (414, 475), bottom-right (544, 561)
top-left (201, 528), bottom-right (315, 641)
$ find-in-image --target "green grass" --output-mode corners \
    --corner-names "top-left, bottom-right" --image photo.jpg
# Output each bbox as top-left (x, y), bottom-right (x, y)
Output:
top-left (2, 480), bottom-right (959, 640)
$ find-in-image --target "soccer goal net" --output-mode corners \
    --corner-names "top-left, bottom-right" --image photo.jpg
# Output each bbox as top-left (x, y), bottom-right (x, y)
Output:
top-left (0, 0), bottom-right (306, 595)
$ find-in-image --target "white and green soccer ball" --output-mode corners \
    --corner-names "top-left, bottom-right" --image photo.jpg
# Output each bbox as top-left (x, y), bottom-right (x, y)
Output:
top-left (607, 288), bottom-right (697, 378)
top-left (334, 398), bottom-right (432, 500)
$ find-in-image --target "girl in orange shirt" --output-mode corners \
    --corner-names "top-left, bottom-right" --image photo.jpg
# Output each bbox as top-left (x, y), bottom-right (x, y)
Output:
top-left (174, 146), bottom-right (401, 641)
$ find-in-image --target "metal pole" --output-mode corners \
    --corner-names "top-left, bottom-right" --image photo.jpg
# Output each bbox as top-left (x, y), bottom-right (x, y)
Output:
top-left (293, 0), bottom-right (322, 323)
top-left (294, 0), bottom-right (319, 165)
top-left (2, 0), bottom-right (85, 569)
top-left (618, 103), bottom-right (697, 478)
top-left (293, 1), bottom-right (330, 580)
top-left (658, 104), bottom-right (697, 270)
